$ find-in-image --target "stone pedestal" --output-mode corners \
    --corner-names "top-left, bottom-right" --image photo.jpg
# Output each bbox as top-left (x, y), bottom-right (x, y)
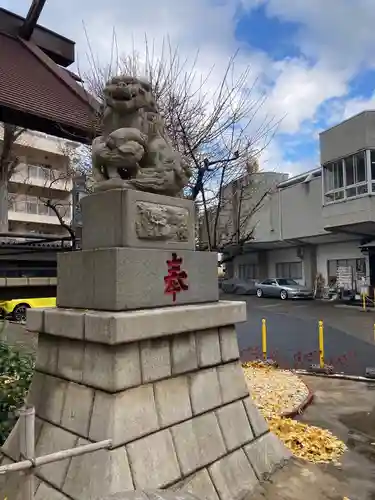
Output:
top-left (0, 189), bottom-right (291, 500)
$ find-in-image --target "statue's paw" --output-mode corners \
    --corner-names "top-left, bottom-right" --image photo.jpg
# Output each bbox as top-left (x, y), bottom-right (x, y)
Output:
top-left (117, 140), bottom-right (145, 163)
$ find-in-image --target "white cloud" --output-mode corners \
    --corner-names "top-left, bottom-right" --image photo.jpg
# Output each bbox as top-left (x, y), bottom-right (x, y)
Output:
top-left (241, 0), bottom-right (375, 71)
top-left (337, 93), bottom-right (375, 122)
top-left (263, 58), bottom-right (347, 134)
top-left (258, 137), bottom-right (317, 176)
top-left (3, 0), bottom-right (375, 173)
top-left (239, 0), bottom-right (375, 134)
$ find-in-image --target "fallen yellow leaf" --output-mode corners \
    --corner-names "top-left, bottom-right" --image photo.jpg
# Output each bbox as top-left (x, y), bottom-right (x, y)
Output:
top-left (242, 363), bottom-right (347, 464)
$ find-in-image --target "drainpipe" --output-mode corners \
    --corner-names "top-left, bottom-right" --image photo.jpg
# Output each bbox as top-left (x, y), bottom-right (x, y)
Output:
top-left (278, 188), bottom-right (284, 242)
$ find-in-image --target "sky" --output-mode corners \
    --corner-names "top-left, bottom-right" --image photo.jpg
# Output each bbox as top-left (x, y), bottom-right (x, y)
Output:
top-left (2, 0), bottom-right (375, 176)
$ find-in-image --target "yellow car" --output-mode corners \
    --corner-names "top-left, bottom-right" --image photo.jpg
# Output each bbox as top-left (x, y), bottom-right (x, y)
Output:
top-left (0, 297), bottom-right (56, 323)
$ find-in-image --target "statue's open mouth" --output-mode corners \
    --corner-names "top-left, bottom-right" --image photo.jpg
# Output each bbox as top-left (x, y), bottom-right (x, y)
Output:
top-left (99, 166), bottom-right (132, 181)
top-left (110, 88), bottom-right (137, 101)
top-left (117, 168), bottom-right (132, 180)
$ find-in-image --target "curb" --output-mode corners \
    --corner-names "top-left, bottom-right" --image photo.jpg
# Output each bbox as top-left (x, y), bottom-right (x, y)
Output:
top-left (307, 363), bottom-right (334, 375)
top-left (295, 369), bottom-right (375, 383)
top-left (281, 383), bottom-right (314, 418)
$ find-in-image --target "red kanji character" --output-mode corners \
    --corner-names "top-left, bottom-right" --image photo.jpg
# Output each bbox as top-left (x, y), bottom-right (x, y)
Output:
top-left (164, 252), bottom-right (189, 302)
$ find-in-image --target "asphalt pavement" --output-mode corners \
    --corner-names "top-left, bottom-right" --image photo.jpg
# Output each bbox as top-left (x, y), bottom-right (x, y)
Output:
top-left (2, 296), bottom-right (375, 376)
top-left (227, 294), bottom-right (375, 376)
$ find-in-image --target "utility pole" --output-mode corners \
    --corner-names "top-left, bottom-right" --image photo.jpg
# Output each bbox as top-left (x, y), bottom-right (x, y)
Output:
top-left (195, 151), bottom-right (239, 251)
top-left (19, 0), bottom-right (47, 40)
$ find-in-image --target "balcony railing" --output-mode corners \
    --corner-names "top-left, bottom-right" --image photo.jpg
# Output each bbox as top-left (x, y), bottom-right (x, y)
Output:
top-left (8, 195), bottom-right (72, 219)
top-left (10, 164), bottom-right (72, 190)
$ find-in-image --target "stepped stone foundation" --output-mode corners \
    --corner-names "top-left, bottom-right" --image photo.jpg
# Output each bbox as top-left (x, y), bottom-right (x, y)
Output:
top-left (0, 189), bottom-right (291, 500)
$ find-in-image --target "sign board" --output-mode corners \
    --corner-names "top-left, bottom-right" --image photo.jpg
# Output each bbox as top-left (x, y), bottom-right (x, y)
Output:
top-left (72, 175), bottom-right (88, 229)
top-left (336, 266), bottom-right (353, 290)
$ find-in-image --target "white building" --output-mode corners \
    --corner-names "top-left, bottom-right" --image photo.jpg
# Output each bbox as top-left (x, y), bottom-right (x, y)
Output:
top-left (1, 127), bottom-right (78, 235)
top-left (222, 111), bottom-right (375, 295)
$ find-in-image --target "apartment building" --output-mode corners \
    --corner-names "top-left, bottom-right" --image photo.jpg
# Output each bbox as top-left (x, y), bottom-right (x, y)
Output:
top-left (221, 111), bottom-right (375, 295)
top-left (1, 127), bottom-right (77, 235)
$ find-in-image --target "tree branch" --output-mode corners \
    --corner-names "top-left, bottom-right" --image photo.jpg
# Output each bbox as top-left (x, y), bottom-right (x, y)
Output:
top-left (44, 199), bottom-right (76, 249)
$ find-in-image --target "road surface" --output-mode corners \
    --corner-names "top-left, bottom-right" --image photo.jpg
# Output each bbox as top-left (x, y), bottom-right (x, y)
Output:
top-left (229, 294), bottom-right (375, 376)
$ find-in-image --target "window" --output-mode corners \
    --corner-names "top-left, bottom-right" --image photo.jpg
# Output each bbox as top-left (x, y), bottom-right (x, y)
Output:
top-left (324, 151), bottom-right (368, 203)
top-left (276, 262), bottom-right (302, 280)
top-left (277, 278), bottom-right (298, 286)
top-left (7, 194), bottom-right (71, 219)
top-left (27, 165), bottom-right (39, 179)
top-left (345, 152), bottom-right (367, 198)
top-left (324, 161), bottom-right (344, 202)
top-left (0, 260), bottom-right (57, 279)
top-left (344, 155), bottom-right (354, 186)
top-left (371, 150), bottom-right (375, 191)
top-left (238, 263), bottom-right (259, 280)
top-left (26, 198), bottom-right (38, 214)
top-left (324, 161), bottom-right (344, 191)
top-left (38, 203), bottom-right (49, 216)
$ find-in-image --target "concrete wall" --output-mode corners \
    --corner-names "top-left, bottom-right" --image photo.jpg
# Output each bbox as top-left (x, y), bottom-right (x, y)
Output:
top-left (303, 245), bottom-right (317, 289)
top-left (249, 174), bottom-right (326, 243)
top-left (267, 247), bottom-right (304, 286)
top-left (234, 252), bottom-right (259, 266)
top-left (233, 245), bottom-right (318, 287)
top-left (215, 171), bottom-right (333, 247)
top-left (279, 177), bottom-right (326, 240)
top-left (320, 111), bottom-right (375, 164)
top-left (322, 195), bottom-right (375, 229)
top-left (233, 240), bottom-right (366, 289)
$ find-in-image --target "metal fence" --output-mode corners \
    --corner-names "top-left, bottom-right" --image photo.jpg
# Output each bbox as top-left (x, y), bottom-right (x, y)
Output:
top-left (0, 407), bottom-right (112, 500)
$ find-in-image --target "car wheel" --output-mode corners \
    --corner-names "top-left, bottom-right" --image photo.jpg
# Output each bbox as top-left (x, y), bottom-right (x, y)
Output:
top-left (256, 288), bottom-right (263, 298)
top-left (280, 290), bottom-right (288, 300)
top-left (13, 304), bottom-right (30, 323)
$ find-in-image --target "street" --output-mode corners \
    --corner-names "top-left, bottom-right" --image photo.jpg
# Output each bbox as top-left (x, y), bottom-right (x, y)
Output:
top-left (2, 296), bottom-right (375, 376)
top-left (228, 294), bottom-right (375, 376)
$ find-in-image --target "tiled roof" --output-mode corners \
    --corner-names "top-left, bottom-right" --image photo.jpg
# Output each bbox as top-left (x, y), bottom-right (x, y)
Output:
top-left (0, 32), bottom-right (100, 142)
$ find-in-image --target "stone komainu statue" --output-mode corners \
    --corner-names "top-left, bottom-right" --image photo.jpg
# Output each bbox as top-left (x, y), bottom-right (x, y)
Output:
top-left (92, 75), bottom-right (192, 197)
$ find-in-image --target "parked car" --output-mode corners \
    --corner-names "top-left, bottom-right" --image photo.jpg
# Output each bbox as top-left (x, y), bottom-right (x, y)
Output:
top-left (256, 278), bottom-right (313, 300)
top-left (0, 297), bottom-right (56, 323)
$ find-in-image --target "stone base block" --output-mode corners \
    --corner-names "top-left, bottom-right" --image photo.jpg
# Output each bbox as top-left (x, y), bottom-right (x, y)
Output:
top-left (33, 317), bottom-right (243, 395)
top-left (1, 302), bottom-right (291, 500)
top-left (81, 189), bottom-right (195, 251)
top-left (57, 247), bottom-right (218, 311)
top-left (2, 422), bottom-right (289, 500)
top-left (28, 301), bottom-right (246, 344)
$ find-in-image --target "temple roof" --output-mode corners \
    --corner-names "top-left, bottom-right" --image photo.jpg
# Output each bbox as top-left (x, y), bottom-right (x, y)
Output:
top-left (0, 31), bottom-right (100, 143)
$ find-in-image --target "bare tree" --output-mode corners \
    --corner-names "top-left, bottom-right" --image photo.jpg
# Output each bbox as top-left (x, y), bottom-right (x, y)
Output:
top-left (83, 36), bottom-right (280, 250)
top-left (198, 160), bottom-right (275, 257)
top-left (44, 142), bottom-right (92, 248)
top-left (35, 143), bottom-right (92, 248)
top-left (0, 123), bottom-right (26, 232)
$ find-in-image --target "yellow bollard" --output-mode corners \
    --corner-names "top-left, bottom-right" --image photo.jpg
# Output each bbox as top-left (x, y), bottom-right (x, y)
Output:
top-left (318, 320), bottom-right (324, 369)
top-left (363, 292), bottom-right (367, 312)
top-left (261, 318), bottom-right (267, 360)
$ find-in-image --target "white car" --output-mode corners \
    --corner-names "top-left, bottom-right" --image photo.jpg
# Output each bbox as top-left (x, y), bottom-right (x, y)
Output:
top-left (256, 278), bottom-right (314, 300)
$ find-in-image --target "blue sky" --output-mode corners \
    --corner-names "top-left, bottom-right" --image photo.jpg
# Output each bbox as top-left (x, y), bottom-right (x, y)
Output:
top-left (2, 0), bottom-right (375, 176)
